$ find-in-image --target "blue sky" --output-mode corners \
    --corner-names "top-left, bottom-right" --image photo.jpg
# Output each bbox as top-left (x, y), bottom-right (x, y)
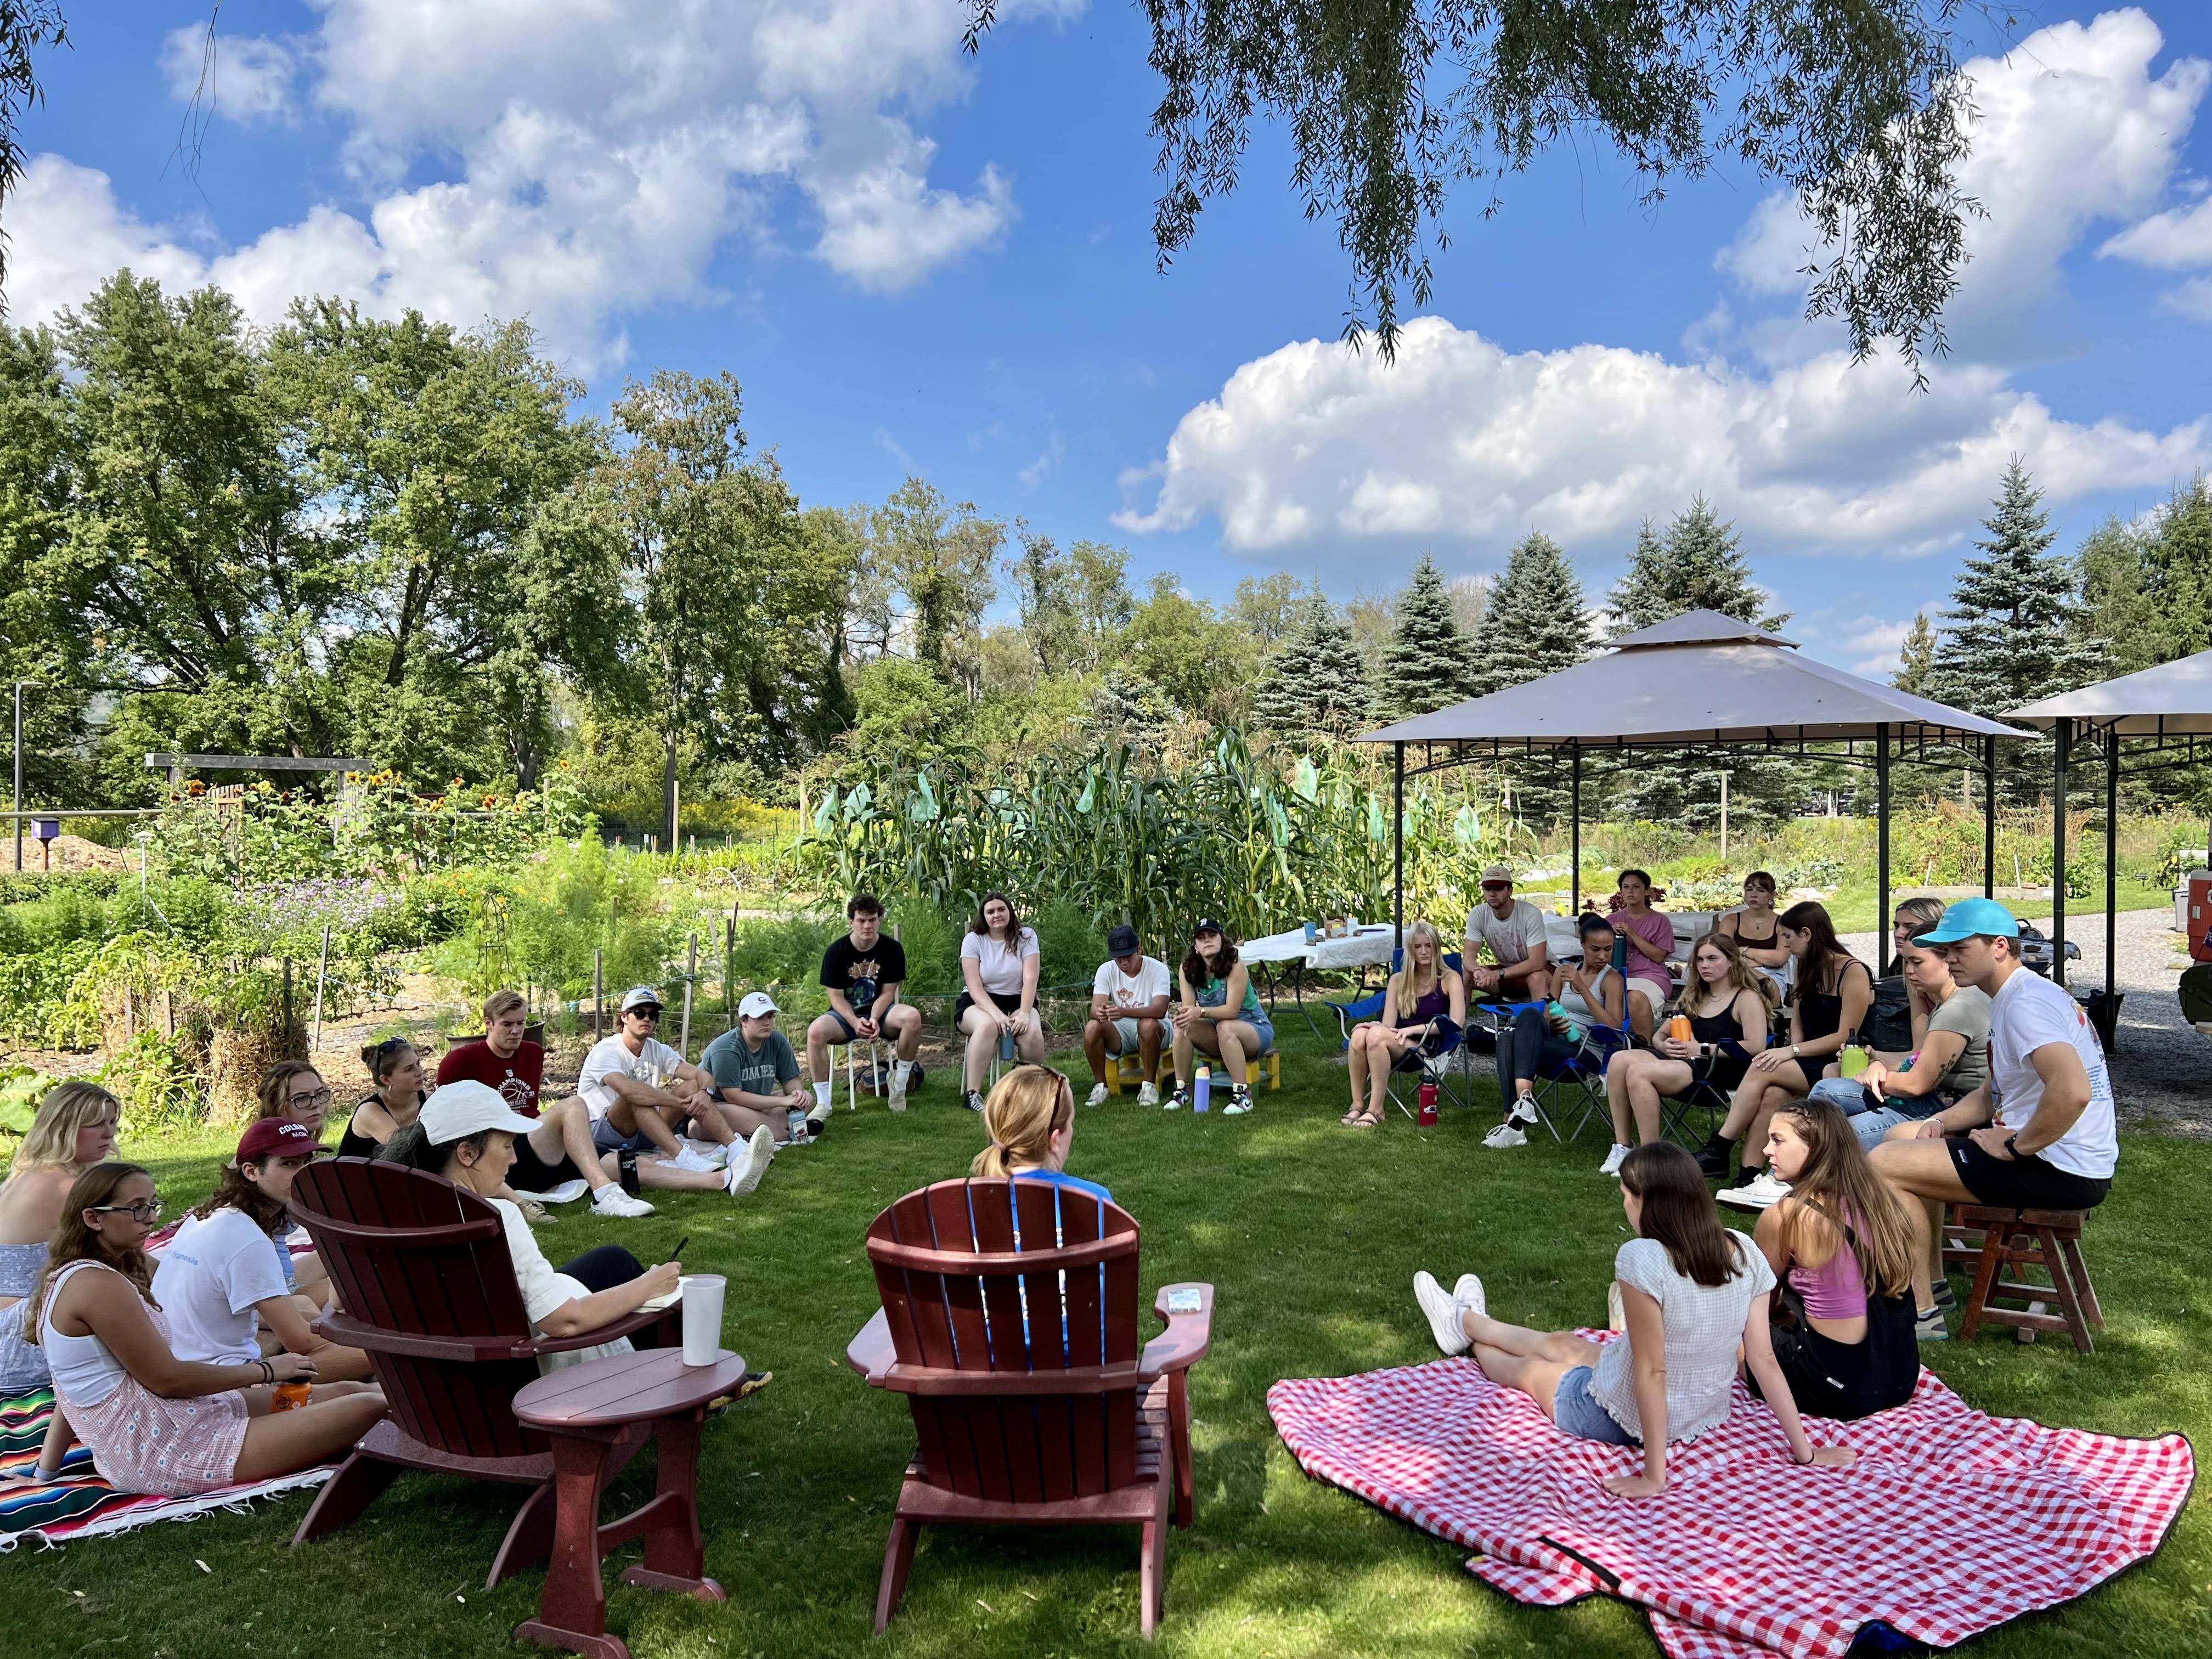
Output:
top-left (18, 3), bottom-right (2212, 679)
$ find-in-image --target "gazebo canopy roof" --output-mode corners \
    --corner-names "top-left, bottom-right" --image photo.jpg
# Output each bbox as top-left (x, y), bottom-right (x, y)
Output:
top-left (1357, 609), bottom-right (2032, 749)
top-left (2008, 649), bottom-right (2212, 735)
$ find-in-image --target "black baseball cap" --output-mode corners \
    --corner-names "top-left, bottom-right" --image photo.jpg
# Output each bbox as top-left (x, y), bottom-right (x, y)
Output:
top-left (1193, 918), bottom-right (1225, 936)
top-left (1107, 924), bottom-right (1141, 956)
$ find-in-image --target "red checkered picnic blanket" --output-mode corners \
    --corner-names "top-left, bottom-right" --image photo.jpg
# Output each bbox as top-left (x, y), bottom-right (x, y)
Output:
top-left (1268, 1349), bottom-right (2193, 1659)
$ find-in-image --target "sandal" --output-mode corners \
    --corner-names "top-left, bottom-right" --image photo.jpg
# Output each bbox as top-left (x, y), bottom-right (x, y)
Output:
top-left (1348, 1109), bottom-right (1385, 1128)
top-left (1340, 1104), bottom-right (1366, 1125)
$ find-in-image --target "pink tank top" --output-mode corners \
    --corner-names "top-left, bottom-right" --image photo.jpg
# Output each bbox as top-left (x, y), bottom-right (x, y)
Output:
top-left (1788, 1206), bottom-right (1867, 1321)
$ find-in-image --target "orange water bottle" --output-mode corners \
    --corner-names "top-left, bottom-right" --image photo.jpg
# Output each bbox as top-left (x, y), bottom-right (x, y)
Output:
top-left (272, 1380), bottom-right (311, 1412)
top-left (1668, 1014), bottom-right (1692, 1045)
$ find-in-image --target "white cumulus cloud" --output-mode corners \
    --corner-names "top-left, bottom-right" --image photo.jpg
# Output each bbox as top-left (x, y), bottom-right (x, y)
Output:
top-left (11, 0), bottom-right (1057, 366)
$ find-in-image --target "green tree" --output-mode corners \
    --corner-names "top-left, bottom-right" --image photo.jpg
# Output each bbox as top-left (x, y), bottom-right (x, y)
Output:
top-left (848, 479), bottom-right (1001, 699)
top-left (1231, 571), bottom-right (1306, 647)
top-left (1894, 612), bottom-right (1936, 693)
top-left (1125, 573), bottom-right (1256, 721)
top-left (1374, 553), bottom-right (1474, 721)
top-left (2079, 478), bottom-right (2212, 678)
top-left (1252, 591), bottom-right (1372, 741)
top-left (964, 1), bottom-right (1976, 365)
top-left (1087, 664), bottom-right (1177, 746)
top-left (1472, 531), bottom-right (1588, 825)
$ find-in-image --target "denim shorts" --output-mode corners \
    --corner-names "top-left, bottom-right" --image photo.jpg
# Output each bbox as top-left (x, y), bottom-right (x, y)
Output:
top-left (1551, 1365), bottom-right (1639, 1447)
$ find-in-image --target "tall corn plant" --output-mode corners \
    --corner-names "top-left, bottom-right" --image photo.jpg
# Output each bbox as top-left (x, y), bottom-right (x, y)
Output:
top-left (794, 734), bottom-right (1516, 944)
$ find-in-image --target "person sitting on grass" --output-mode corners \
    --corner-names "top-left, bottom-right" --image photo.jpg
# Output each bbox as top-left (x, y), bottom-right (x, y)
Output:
top-left (1600, 932), bottom-right (1771, 1175)
top-left (957, 892), bottom-right (1048, 1114)
top-left (1083, 924), bottom-right (1172, 1107)
top-left (806, 894), bottom-right (924, 1113)
top-left (1694, 902), bottom-right (1872, 1210)
top-left (702, 993), bottom-right (823, 1146)
top-left (1868, 899), bottom-right (2117, 1344)
top-left (1169, 919), bottom-right (1274, 1116)
top-left (579, 988), bottom-right (775, 1199)
top-left (380, 1082), bottom-right (684, 1372)
top-left (1608, 870), bottom-right (1676, 1043)
top-left (1343, 920), bottom-right (1466, 1130)
top-left (0, 1081), bottom-right (120, 1400)
top-left (337, 1038), bottom-right (426, 1161)
top-left (1462, 865), bottom-right (1550, 1007)
top-left (438, 990), bottom-right (658, 1219)
top-left (1411, 1142), bottom-right (1854, 1498)
top-left (1716, 871), bottom-right (1792, 986)
top-left (1808, 931), bottom-right (1990, 1150)
top-left (1748, 1097), bottom-right (1921, 1421)
top-left (249, 1062), bottom-right (344, 1309)
top-left (1489, 912), bottom-right (1627, 1152)
top-left (16, 1161), bottom-right (386, 1496)
top-left (152, 1119), bottom-right (374, 1384)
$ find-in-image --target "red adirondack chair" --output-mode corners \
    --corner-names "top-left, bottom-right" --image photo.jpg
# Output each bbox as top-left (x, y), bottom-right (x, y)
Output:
top-left (845, 1178), bottom-right (1214, 1638)
top-left (286, 1157), bottom-right (678, 1586)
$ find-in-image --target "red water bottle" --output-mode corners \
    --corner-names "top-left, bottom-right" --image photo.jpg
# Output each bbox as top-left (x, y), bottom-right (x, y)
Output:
top-left (1417, 1080), bottom-right (1438, 1126)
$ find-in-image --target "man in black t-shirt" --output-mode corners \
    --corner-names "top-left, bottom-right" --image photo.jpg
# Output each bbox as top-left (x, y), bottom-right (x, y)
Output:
top-left (807, 893), bottom-right (924, 1110)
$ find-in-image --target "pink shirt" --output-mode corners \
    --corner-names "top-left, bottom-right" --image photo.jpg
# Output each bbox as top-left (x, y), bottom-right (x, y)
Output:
top-left (1617, 906), bottom-right (1674, 992)
top-left (1790, 1212), bottom-right (1869, 1322)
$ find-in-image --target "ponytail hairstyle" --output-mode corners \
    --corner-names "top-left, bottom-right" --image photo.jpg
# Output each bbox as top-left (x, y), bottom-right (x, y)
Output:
top-left (1771, 1097), bottom-right (1918, 1297)
top-left (361, 1036), bottom-right (416, 1090)
top-left (970, 1065), bottom-right (1073, 1180)
top-left (1619, 1142), bottom-right (1740, 1288)
top-left (26, 1162), bottom-right (159, 1338)
top-left (1395, 921), bottom-right (1444, 1019)
top-left (1889, 895), bottom-right (1949, 975)
top-left (8, 1080), bottom-right (121, 1175)
top-left (374, 1120), bottom-right (495, 1177)
top-left (1778, 900), bottom-right (1860, 999)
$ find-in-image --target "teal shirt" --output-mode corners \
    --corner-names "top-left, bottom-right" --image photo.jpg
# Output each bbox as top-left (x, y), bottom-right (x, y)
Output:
top-left (1198, 974), bottom-right (1263, 1022)
top-left (700, 1028), bottom-right (800, 1101)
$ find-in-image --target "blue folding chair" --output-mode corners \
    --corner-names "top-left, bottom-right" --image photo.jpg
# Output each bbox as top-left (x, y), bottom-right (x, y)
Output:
top-left (1327, 951), bottom-right (1470, 1119)
top-left (1480, 998), bottom-right (1633, 1142)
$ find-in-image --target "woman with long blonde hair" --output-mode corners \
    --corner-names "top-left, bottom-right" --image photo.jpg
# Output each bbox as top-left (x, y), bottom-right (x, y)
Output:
top-left (0, 1081), bottom-right (122, 1396)
top-left (1599, 930), bottom-right (1771, 1175)
top-left (1749, 1096), bottom-right (1920, 1420)
top-left (971, 1066), bottom-right (1111, 1205)
top-left (1343, 921), bottom-right (1466, 1128)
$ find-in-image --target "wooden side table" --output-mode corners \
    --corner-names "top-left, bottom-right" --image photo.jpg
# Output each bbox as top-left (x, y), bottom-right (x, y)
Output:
top-left (511, 1346), bottom-right (748, 1659)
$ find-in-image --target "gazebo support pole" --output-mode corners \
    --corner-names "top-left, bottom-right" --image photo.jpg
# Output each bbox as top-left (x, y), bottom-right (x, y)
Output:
top-left (1876, 724), bottom-right (1892, 969)
top-left (1392, 743), bottom-right (1404, 951)
top-left (1570, 746), bottom-right (1582, 917)
top-left (2105, 726), bottom-right (2118, 1007)
top-left (1982, 735), bottom-right (1997, 900)
top-left (2052, 721), bottom-right (2069, 989)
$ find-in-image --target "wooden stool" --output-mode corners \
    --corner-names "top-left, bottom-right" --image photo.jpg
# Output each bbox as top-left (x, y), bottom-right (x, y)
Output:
top-left (1942, 1205), bottom-right (2103, 1353)
top-left (1115, 1048), bottom-right (1279, 1093)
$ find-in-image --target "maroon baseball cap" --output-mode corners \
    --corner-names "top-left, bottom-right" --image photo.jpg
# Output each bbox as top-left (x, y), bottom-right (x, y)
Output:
top-left (236, 1118), bottom-right (318, 1165)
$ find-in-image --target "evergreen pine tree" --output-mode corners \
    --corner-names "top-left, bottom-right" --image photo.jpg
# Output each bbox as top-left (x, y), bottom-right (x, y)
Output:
top-left (1251, 592), bottom-right (1374, 740)
top-left (1376, 553), bottom-right (1476, 720)
top-left (1894, 613), bottom-right (1936, 693)
top-left (1087, 665), bottom-right (1176, 745)
top-left (1921, 458), bottom-right (2106, 800)
top-left (1471, 532), bottom-right (1589, 825)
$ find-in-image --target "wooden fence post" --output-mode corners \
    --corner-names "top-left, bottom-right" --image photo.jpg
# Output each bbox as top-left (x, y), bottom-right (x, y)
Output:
top-left (282, 957), bottom-right (296, 1059)
top-left (593, 949), bottom-right (604, 1040)
top-left (312, 923), bottom-right (331, 1053)
top-left (723, 912), bottom-right (735, 1028)
top-left (680, 933), bottom-right (697, 1054)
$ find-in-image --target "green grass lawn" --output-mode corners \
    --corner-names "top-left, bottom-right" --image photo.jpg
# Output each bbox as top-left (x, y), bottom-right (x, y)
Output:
top-left (3, 1030), bottom-right (2207, 1659)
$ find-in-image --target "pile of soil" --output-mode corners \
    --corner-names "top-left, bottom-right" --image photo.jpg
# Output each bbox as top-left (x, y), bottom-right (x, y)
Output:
top-left (8, 832), bottom-right (133, 873)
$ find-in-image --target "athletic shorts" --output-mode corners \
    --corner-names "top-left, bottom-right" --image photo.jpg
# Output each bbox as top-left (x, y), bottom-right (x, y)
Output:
top-left (1551, 1365), bottom-right (1638, 1447)
top-left (1947, 1138), bottom-right (2111, 1211)
top-left (1624, 979), bottom-right (1665, 1012)
top-left (509, 1128), bottom-right (584, 1193)
top-left (1105, 1016), bottom-right (1145, 1052)
top-left (590, 1115), bottom-right (654, 1155)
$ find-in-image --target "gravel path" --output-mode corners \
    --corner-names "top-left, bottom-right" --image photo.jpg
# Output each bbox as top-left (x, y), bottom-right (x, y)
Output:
top-left (1846, 907), bottom-right (2208, 1140)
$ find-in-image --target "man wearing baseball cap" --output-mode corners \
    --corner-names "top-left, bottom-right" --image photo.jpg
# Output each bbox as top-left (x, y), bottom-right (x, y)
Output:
top-left (1869, 898), bottom-right (2118, 1342)
top-left (701, 993), bottom-right (826, 1146)
top-left (151, 1118), bottom-right (375, 1383)
top-left (578, 987), bottom-right (777, 1199)
top-left (1463, 866), bottom-right (1551, 1006)
top-left (1082, 924), bottom-right (1172, 1105)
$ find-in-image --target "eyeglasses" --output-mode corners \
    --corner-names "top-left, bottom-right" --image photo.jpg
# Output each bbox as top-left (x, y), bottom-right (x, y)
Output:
top-left (91, 1199), bottom-right (163, 1223)
top-left (288, 1087), bottom-right (334, 1110)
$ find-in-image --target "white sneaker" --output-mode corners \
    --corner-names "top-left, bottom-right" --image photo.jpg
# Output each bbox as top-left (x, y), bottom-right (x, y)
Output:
top-left (1137, 1081), bottom-right (1160, 1107)
top-left (1598, 1143), bottom-right (1631, 1177)
top-left (1717, 1170), bottom-right (1793, 1211)
top-left (591, 1185), bottom-right (654, 1219)
top-left (1452, 1273), bottom-right (1487, 1323)
top-left (887, 1062), bottom-right (909, 1112)
top-left (724, 1126), bottom-right (776, 1197)
top-left (1506, 1094), bottom-right (1540, 1127)
top-left (1086, 1082), bottom-right (1111, 1107)
top-left (670, 1140), bottom-right (727, 1173)
top-left (1413, 1270), bottom-right (1472, 1356)
top-left (808, 1098), bottom-right (836, 1127)
top-left (1482, 1123), bottom-right (1529, 1149)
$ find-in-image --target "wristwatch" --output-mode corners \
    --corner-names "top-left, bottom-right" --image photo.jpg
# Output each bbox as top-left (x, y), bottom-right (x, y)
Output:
top-left (2003, 1134), bottom-right (2019, 1159)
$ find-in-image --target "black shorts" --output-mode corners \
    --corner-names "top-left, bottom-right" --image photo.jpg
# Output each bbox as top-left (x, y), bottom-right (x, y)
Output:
top-left (1947, 1138), bottom-right (2111, 1211)
top-left (954, 989), bottom-right (1023, 1029)
top-left (1751, 1297), bottom-right (1919, 1423)
top-left (508, 1125), bottom-right (584, 1193)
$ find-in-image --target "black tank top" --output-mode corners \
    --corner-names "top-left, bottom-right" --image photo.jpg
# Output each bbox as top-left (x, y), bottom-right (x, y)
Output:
top-left (336, 1092), bottom-right (397, 1160)
top-left (1685, 997), bottom-right (1755, 1088)
top-left (1731, 911), bottom-right (1780, 949)
top-left (1795, 956), bottom-right (1871, 1044)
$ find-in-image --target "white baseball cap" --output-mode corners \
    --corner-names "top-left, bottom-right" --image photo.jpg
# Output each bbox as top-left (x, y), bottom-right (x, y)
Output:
top-left (619, 985), bottom-right (664, 1013)
top-left (419, 1080), bottom-right (540, 1145)
top-left (738, 991), bottom-right (780, 1018)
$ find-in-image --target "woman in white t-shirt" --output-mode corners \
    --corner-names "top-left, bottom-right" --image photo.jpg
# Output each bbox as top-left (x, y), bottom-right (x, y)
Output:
top-left (1413, 1142), bottom-right (1853, 1497)
top-left (151, 1119), bottom-right (374, 1382)
top-left (956, 892), bottom-right (1046, 1113)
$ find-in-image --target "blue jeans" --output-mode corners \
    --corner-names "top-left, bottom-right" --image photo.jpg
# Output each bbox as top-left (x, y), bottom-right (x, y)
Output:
top-left (1808, 1076), bottom-right (1944, 1149)
top-left (1552, 1365), bottom-right (1638, 1446)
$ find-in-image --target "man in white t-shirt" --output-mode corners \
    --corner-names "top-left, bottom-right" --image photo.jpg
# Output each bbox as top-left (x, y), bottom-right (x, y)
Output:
top-left (1869, 899), bottom-right (2117, 1343)
top-left (579, 986), bottom-right (780, 1197)
top-left (1082, 924), bottom-right (1172, 1107)
top-left (1463, 865), bottom-right (1551, 1004)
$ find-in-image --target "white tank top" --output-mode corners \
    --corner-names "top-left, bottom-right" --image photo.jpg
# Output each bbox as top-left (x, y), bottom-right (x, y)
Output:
top-left (37, 1259), bottom-right (134, 1406)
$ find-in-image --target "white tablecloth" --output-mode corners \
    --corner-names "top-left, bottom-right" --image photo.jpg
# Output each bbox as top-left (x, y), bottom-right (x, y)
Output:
top-left (1242, 925), bottom-right (1402, 973)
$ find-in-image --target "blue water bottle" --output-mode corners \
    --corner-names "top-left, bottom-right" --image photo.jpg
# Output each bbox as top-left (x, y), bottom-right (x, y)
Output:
top-left (1193, 1063), bottom-right (1211, 1114)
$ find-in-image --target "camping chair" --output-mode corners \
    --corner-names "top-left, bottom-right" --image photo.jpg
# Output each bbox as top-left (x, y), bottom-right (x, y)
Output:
top-left (1326, 951), bottom-right (1470, 1115)
top-left (845, 1179), bottom-right (1215, 1638)
top-left (286, 1158), bottom-right (680, 1587)
top-left (1476, 1000), bottom-right (1632, 1142)
top-left (1660, 1039), bottom-right (1757, 1146)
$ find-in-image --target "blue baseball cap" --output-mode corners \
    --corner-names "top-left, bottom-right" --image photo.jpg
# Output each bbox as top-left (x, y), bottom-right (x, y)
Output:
top-left (1912, 898), bottom-right (2021, 944)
